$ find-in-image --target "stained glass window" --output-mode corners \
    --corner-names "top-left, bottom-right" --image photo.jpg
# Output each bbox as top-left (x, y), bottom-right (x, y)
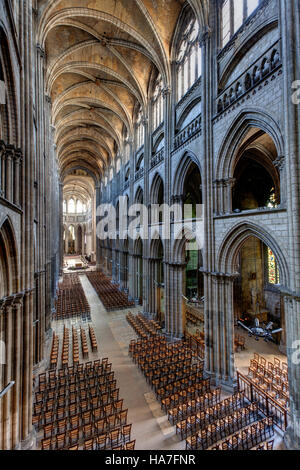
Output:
top-left (268, 248), bottom-right (280, 285)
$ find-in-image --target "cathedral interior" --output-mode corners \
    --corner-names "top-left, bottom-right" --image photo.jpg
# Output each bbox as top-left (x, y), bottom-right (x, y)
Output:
top-left (0, 0), bottom-right (300, 451)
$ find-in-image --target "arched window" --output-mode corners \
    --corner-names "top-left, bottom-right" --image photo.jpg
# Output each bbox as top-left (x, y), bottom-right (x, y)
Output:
top-left (76, 200), bottom-right (83, 213)
top-left (69, 225), bottom-right (75, 241)
top-left (136, 107), bottom-right (144, 150)
top-left (63, 200), bottom-right (67, 213)
top-left (68, 198), bottom-right (75, 213)
top-left (267, 247), bottom-right (280, 286)
top-left (116, 158), bottom-right (121, 173)
top-left (152, 74), bottom-right (164, 131)
top-left (109, 168), bottom-right (114, 181)
top-left (221, 0), bottom-right (260, 47)
top-left (176, 18), bottom-right (201, 102)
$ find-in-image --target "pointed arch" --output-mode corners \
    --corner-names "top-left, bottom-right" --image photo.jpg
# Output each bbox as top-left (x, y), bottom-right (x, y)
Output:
top-left (216, 108), bottom-right (285, 180)
top-left (217, 221), bottom-right (289, 287)
top-left (173, 151), bottom-right (202, 197)
top-left (0, 216), bottom-right (19, 297)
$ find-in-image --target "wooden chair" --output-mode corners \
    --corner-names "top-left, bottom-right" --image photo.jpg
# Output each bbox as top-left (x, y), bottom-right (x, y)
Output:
top-left (125, 440), bottom-right (136, 450)
top-left (186, 434), bottom-right (197, 450)
top-left (69, 428), bottom-right (79, 445)
top-left (83, 424), bottom-right (93, 440)
top-left (69, 444), bottom-right (79, 450)
top-left (56, 433), bottom-right (66, 450)
top-left (109, 429), bottom-right (120, 448)
top-left (41, 438), bottom-right (52, 451)
top-left (96, 433), bottom-right (107, 450)
top-left (83, 439), bottom-right (94, 451)
top-left (122, 424), bottom-right (132, 444)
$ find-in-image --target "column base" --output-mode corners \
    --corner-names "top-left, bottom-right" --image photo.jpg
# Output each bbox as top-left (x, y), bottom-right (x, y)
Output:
top-left (206, 371), bottom-right (237, 393)
top-left (20, 429), bottom-right (36, 450)
top-left (284, 426), bottom-right (300, 450)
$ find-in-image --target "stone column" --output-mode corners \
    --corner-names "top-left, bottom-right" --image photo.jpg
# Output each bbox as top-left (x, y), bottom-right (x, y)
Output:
top-left (165, 262), bottom-right (186, 339)
top-left (95, 185), bottom-right (101, 270)
top-left (2, 299), bottom-right (13, 450)
top-left (5, 148), bottom-right (13, 202)
top-left (12, 295), bottom-right (23, 449)
top-left (280, 0), bottom-right (300, 450)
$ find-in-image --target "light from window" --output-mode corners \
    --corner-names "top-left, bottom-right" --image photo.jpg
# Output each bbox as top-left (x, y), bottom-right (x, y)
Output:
top-left (197, 47), bottom-right (202, 77)
top-left (268, 248), bottom-right (280, 285)
top-left (233, 0), bottom-right (243, 33)
top-left (222, 0), bottom-right (231, 46)
top-left (176, 17), bottom-right (201, 102)
top-left (247, 0), bottom-right (259, 16)
top-left (152, 75), bottom-right (164, 131)
top-left (190, 47), bottom-right (196, 87)
top-left (68, 198), bottom-right (75, 213)
top-left (76, 200), bottom-right (83, 213)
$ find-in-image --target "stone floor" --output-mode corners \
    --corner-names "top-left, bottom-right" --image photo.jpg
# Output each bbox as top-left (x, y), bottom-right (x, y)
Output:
top-left (79, 275), bottom-right (185, 451)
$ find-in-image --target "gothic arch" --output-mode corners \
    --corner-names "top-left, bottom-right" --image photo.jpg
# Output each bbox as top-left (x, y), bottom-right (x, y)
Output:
top-left (150, 236), bottom-right (164, 259)
top-left (150, 173), bottom-right (164, 205)
top-left (173, 151), bottom-right (202, 197)
top-left (216, 108), bottom-right (284, 181)
top-left (0, 25), bottom-right (19, 145)
top-left (217, 221), bottom-right (289, 287)
top-left (0, 216), bottom-right (19, 297)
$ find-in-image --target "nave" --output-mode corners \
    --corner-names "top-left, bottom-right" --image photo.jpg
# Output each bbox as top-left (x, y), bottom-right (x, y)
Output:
top-left (32, 272), bottom-right (286, 451)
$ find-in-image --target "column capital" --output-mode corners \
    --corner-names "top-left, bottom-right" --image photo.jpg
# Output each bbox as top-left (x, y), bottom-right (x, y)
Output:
top-left (273, 155), bottom-right (285, 171)
top-left (199, 27), bottom-right (212, 46)
top-left (200, 268), bottom-right (239, 282)
top-left (36, 43), bottom-right (45, 58)
top-left (162, 86), bottom-right (172, 98)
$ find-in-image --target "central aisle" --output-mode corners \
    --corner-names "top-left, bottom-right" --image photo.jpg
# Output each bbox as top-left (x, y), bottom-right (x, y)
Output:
top-left (79, 275), bottom-right (185, 451)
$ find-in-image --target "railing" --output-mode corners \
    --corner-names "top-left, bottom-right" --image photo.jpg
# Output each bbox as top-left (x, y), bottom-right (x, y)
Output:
top-left (151, 148), bottom-right (164, 169)
top-left (185, 332), bottom-right (205, 360)
top-left (237, 371), bottom-right (289, 431)
top-left (174, 114), bottom-right (201, 150)
top-left (135, 167), bottom-right (144, 182)
top-left (0, 141), bottom-right (22, 208)
top-left (217, 42), bottom-right (281, 115)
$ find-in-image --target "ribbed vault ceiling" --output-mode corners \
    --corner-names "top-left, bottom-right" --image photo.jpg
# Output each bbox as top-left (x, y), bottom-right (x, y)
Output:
top-left (38, 0), bottom-right (209, 188)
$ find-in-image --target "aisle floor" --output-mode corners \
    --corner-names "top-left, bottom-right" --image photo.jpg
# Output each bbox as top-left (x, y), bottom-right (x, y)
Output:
top-left (79, 275), bottom-right (185, 451)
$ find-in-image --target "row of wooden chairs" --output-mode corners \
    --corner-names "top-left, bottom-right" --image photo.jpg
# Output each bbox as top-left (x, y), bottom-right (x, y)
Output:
top-left (42, 409), bottom-right (129, 440)
top-left (35, 358), bottom-right (133, 451)
top-left (72, 327), bottom-right (80, 364)
top-left (41, 425), bottom-right (134, 451)
top-left (89, 326), bottom-right (98, 352)
top-left (253, 353), bottom-right (287, 373)
top-left (50, 333), bottom-right (59, 369)
top-left (38, 359), bottom-right (110, 385)
top-left (127, 312), bottom-right (161, 338)
top-left (55, 274), bottom-right (90, 320)
top-left (178, 401), bottom-right (258, 441)
top-left (61, 326), bottom-right (70, 367)
top-left (209, 417), bottom-right (275, 451)
top-left (81, 327), bottom-right (89, 359)
top-left (169, 391), bottom-right (244, 426)
top-left (186, 311), bottom-right (202, 326)
top-left (186, 414), bottom-right (274, 450)
top-left (87, 272), bottom-right (134, 310)
top-left (160, 380), bottom-right (212, 412)
top-left (67, 439), bottom-right (136, 451)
